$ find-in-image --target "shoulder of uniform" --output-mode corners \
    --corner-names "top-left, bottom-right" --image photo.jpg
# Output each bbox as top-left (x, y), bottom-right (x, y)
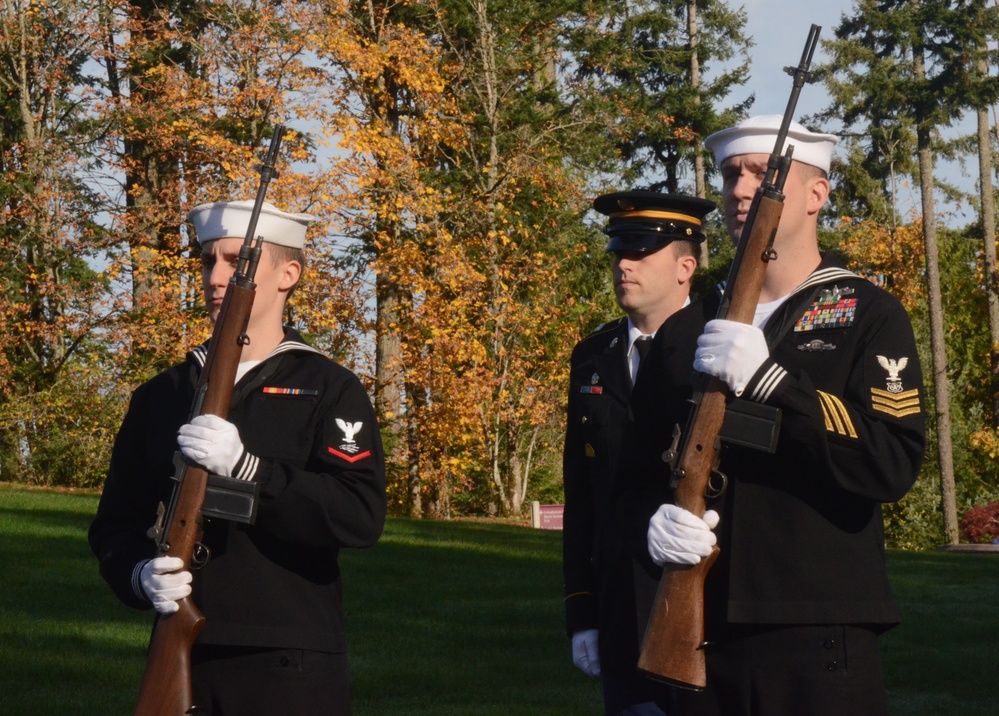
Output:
top-left (588, 315), bottom-right (627, 337)
top-left (570, 316), bottom-right (626, 359)
top-left (129, 359), bottom-right (193, 405)
top-left (280, 344), bottom-right (363, 384)
top-left (850, 277), bottom-right (910, 314)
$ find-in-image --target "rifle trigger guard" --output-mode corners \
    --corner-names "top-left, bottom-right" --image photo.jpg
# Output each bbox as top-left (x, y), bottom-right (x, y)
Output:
top-left (191, 542), bottom-right (211, 570)
top-left (705, 468), bottom-right (727, 500)
top-left (762, 246), bottom-right (778, 262)
top-left (238, 332), bottom-right (251, 346)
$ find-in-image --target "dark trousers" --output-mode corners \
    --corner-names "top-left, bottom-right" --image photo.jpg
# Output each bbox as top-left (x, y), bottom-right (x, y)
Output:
top-left (675, 625), bottom-right (889, 716)
top-left (190, 644), bottom-right (351, 715)
top-left (602, 671), bottom-right (677, 716)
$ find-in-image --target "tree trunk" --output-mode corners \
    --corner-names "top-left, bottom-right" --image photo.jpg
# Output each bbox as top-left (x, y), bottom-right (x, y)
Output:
top-left (977, 67), bottom-right (999, 427)
top-left (362, 0), bottom-right (410, 511)
top-left (507, 445), bottom-right (525, 516)
top-left (405, 378), bottom-right (425, 517)
top-left (122, 0), bottom-right (173, 310)
top-left (374, 272), bottom-right (405, 446)
top-left (427, 477), bottom-right (451, 519)
top-left (687, 0), bottom-right (709, 269)
top-left (914, 39), bottom-right (958, 544)
top-left (473, 0), bottom-right (514, 517)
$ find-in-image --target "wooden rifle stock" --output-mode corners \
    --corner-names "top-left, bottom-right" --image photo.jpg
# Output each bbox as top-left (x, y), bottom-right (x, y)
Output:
top-left (133, 126), bottom-right (285, 716)
top-left (636, 26), bottom-right (822, 689)
top-left (636, 193), bottom-right (784, 689)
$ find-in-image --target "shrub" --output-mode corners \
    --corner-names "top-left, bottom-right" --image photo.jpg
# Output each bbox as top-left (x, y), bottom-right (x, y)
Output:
top-left (884, 470), bottom-right (944, 550)
top-left (959, 502), bottom-right (999, 544)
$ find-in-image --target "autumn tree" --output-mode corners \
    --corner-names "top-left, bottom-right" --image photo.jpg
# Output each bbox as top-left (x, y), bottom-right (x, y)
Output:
top-left (0, 0), bottom-right (366, 485)
top-left (0, 0), bottom-right (126, 485)
top-left (303, 0), bottom-right (463, 515)
top-left (95, 0), bottom-right (356, 372)
top-left (302, 0), bottom-right (618, 517)
top-left (307, 0), bottom-right (620, 517)
top-left (405, 0), bottom-right (623, 516)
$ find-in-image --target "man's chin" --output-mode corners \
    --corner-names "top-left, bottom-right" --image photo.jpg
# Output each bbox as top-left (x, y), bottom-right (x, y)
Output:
top-left (616, 296), bottom-right (640, 314)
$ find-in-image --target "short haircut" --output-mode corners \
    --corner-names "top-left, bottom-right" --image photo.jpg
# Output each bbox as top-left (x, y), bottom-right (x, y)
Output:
top-left (795, 160), bottom-right (829, 182)
top-left (266, 243), bottom-right (306, 297)
top-left (671, 238), bottom-right (702, 265)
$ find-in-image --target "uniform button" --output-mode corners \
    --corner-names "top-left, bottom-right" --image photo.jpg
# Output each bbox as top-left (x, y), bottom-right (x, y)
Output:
top-left (823, 640), bottom-right (834, 649)
top-left (826, 661), bottom-right (837, 671)
top-left (280, 656), bottom-right (290, 667)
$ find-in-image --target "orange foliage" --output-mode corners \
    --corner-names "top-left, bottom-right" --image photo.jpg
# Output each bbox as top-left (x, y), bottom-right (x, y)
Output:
top-left (300, 0), bottom-right (595, 515)
top-left (837, 216), bottom-right (926, 311)
top-left (1, 0), bottom-right (602, 510)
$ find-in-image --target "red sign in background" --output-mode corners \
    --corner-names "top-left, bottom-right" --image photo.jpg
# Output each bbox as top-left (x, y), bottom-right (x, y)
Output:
top-left (531, 502), bottom-right (563, 530)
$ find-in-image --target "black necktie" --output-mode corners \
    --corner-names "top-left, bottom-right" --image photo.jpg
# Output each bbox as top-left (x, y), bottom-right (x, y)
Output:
top-left (632, 335), bottom-right (652, 386)
top-left (634, 335), bottom-right (652, 365)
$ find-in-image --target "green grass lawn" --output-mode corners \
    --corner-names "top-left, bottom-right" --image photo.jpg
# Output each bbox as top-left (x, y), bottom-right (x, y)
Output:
top-left (1, 484), bottom-right (996, 715)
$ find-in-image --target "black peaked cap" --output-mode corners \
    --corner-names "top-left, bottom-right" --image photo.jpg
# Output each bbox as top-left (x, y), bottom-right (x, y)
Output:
top-left (594, 190), bottom-right (716, 253)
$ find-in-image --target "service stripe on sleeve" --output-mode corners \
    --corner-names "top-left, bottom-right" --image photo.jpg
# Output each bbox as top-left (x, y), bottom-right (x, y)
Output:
top-left (817, 390), bottom-right (858, 438)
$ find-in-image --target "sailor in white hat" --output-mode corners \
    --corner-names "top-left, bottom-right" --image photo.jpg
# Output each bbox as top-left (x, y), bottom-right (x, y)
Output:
top-left (92, 191), bottom-right (386, 714)
top-left (704, 115), bottom-right (839, 253)
top-left (187, 200), bottom-right (314, 339)
top-left (636, 115), bottom-right (923, 715)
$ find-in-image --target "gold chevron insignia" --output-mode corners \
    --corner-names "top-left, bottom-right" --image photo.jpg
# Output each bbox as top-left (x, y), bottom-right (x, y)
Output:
top-left (871, 388), bottom-right (921, 418)
top-left (817, 391), bottom-right (858, 438)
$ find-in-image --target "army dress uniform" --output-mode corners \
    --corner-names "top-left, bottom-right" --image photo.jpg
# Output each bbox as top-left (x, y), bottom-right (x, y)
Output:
top-left (563, 316), bottom-right (634, 638)
top-left (89, 328), bottom-right (386, 713)
top-left (562, 192), bottom-right (714, 712)
top-left (610, 255), bottom-right (926, 714)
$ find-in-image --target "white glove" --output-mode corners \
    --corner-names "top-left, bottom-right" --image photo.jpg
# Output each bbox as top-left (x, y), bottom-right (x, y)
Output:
top-left (177, 414), bottom-right (245, 477)
top-left (693, 318), bottom-right (770, 396)
top-left (139, 556), bottom-right (193, 614)
top-left (571, 629), bottom-right (601, 678)
top-left (647, 504), bottom-right (720, 567)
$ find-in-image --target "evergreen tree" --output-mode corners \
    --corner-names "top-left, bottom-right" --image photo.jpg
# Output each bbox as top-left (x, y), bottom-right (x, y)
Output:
top-left (820, 0), bottom-right (999, 543)
top-left (566, 0), bottom-right (752, 197)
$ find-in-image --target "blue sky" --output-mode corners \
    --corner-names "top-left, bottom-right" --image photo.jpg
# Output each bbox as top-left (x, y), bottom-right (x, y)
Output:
top-left (727, 1), bottom-right (978, 224)
top-left (736, 2), bottom-right (851, 120)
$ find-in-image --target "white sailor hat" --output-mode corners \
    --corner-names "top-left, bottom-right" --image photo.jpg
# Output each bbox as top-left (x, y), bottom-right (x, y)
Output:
top-left (187, 200), bottom-right (315, 249)
top-left (704, 115), bottom-right (839, 173)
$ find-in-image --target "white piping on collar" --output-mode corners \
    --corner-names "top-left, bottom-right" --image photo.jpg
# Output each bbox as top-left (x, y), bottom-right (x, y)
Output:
top-left (716, 266), bottom-right (858, 302)
top-left (190, 337), bottom-right (321, 369)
